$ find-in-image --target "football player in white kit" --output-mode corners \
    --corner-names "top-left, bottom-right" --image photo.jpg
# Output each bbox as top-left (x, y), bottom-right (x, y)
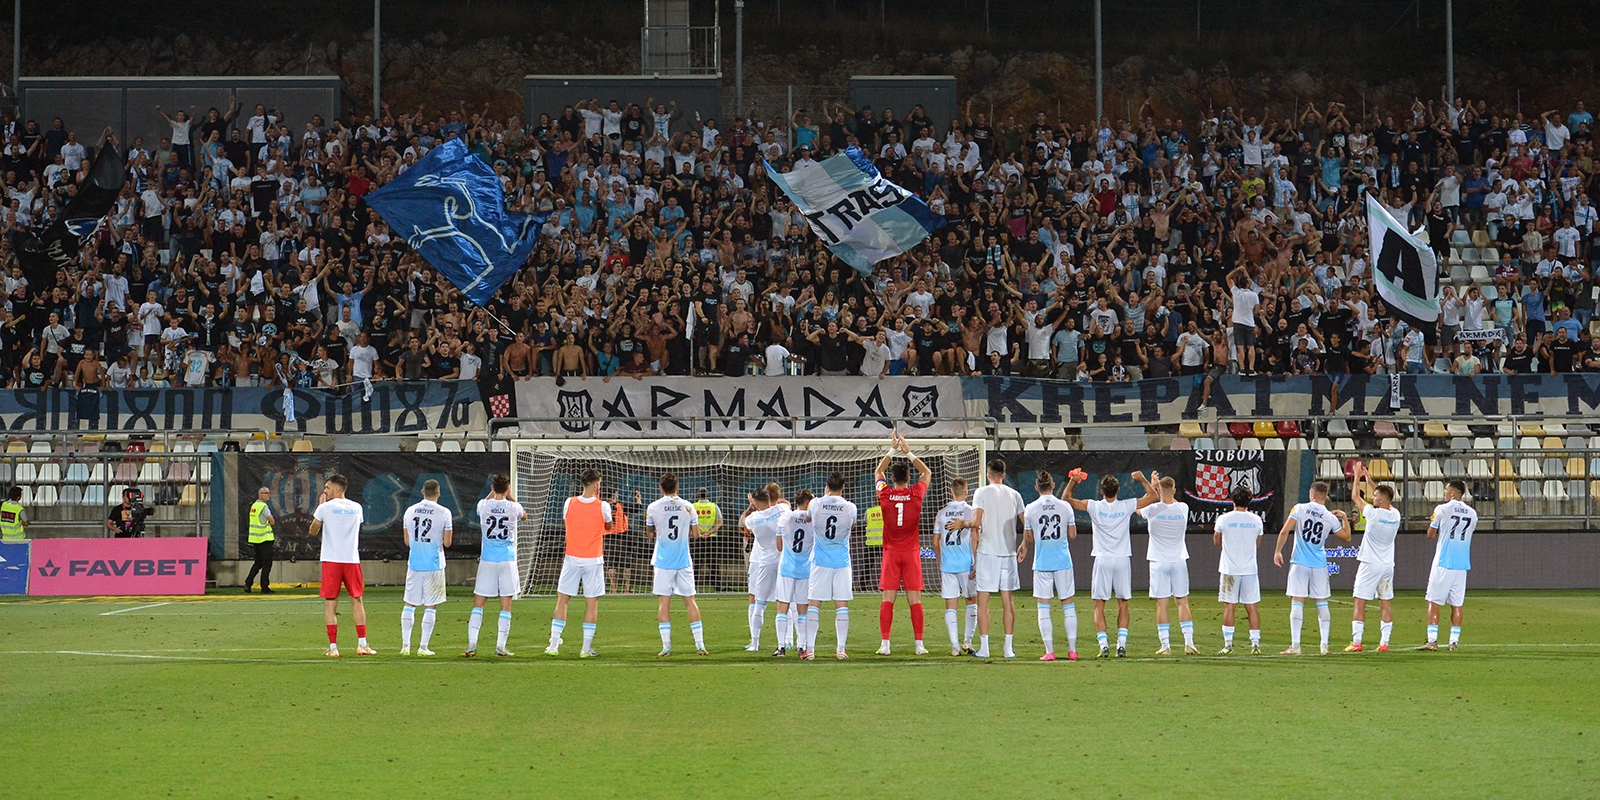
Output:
top-left (1213, 485), bottom-right (1264, 655)
top-left (1419, 479), bottom-right (1477, 651)
top-left (773, 490), bottom-right (816, 659)
top-left (645, 473), bottom-right (708, 657)
top-left (1141, 475), bottom-right (1197, 656)
top-left (808, 472), bottom-right (860, 660)
top-left (932, 477), bottom-right (978, 656)
top-left (1023, 472), bottom-right (1078, 662)
top-left (741, 486), bottom-right (787, 652)
top-left (400, 480), bottom-right (452, 656)
top-left (465, 473), bottom-right (526, 658)
top-left (1346, 462), bottom-right (1402, 652)
top-left (1272, 481), bottom-right (1351, 655)
top-left (1064, 470), bottom-right (1160, 658)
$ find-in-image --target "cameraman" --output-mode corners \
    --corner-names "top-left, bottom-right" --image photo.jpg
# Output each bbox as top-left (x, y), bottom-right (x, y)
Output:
top-left (106, 488), bottom-right (150, 538)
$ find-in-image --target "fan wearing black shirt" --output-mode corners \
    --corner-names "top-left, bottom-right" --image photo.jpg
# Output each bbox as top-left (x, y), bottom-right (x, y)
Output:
top-left (1501, 336), bottom-right (1536, 375)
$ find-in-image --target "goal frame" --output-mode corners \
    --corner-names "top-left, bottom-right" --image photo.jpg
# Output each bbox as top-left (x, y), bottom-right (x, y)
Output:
top-left (508, 436), bottom-right (989, 596)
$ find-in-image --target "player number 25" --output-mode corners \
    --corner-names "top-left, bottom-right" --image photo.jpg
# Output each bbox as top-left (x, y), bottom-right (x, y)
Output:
top-left (484, 516), bottom-right (510, 541)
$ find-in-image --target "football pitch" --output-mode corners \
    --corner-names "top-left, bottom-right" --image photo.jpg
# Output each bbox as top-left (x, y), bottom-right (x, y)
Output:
top-left (3, 589), bottom-right (1597, 799)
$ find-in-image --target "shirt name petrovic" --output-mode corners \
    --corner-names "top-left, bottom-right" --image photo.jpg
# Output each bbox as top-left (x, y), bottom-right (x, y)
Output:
top-left (802, 180), bottom-right (910, 245)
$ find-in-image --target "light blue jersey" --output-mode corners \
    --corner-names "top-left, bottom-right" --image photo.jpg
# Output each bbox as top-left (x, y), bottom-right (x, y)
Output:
top-left (778, 510), bottom-right (815, 580)
top-left (1025, 494), bottom-right (1076, 572)
top-left (647, 494), bottom-right (698, 571)
top-left (403, 499), bottom-right (451, 572)
top-left (1429, 499), bottom-right (1478, 571)
top-left (934, 500), bottom-right (975, 574)
top-left (477, 497), bottom-right (526, 563)
top-left (808, 495), bottom-right (859, 570)
top-left (1288, 501), bottom-right (1342, 570)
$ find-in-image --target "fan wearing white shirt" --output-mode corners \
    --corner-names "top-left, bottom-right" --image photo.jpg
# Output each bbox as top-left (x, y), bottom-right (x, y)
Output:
top-left (1140, 476), bottom-right (1196, 656)
top-left (1063, 470), bottom-right (1160, 658)
top-left (1346, 462), bottom-right (1402, 653)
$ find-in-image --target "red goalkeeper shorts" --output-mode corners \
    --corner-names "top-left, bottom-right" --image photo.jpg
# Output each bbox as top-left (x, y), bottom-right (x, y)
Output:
top-left (319, 562), bottom-right (364, 599)
top-left (878, 547), bottom-right (924, 592)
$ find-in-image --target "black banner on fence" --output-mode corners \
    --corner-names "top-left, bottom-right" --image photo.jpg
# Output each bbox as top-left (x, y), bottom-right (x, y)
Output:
top-left (1178, 450), bottom-right (1287, 532)
top-left (237, 453), bottom-right (508, 560)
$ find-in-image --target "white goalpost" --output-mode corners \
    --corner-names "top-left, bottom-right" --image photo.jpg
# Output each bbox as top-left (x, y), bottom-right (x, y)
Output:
top-left (509, 437), bottom-right (988, 596)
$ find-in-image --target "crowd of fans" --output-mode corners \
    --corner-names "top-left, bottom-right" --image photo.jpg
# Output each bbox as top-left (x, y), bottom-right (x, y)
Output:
top-left (3, 89), bottom-right (1600, 395)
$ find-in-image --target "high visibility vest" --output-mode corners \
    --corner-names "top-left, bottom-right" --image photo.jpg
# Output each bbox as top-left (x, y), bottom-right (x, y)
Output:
top-left (693, 501), bottom-right (720, 537)
top-left (248, 500), bottom-right (274, 544)
top-left (0, 501), bottom-right (24, 540)
top-left (865, 506), bottom-right (884, 547)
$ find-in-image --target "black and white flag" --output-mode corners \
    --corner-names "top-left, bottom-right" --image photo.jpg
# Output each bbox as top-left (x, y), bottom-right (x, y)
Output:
top-left (1366, 194), bottom-right (1440, 332)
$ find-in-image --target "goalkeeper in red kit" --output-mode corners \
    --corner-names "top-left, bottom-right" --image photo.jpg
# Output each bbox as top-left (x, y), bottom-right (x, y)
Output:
top-left (874, 430), bottom-right (932, 656)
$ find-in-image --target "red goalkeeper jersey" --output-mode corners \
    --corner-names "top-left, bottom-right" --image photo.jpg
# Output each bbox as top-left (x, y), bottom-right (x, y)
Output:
top-left (876, 480), bottom-right (927, 550)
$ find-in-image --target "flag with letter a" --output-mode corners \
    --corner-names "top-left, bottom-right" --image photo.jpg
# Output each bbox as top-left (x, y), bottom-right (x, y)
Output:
top-left (1366, 194), bottom-right (1440, 332)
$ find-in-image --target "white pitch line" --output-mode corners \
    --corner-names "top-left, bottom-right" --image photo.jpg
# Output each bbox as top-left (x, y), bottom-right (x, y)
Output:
top-left (99, 602), bottom-right (171, 616)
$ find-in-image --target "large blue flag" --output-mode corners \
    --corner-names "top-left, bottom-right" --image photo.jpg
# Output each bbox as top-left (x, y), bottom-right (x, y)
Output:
top-left (365, 137), bottom-right (546, 306)
top-left (764, 146), bottom-right (944, 275)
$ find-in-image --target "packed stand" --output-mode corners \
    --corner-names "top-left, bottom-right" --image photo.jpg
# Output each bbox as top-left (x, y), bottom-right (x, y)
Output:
top-left (3, 91), bottom-right (1599, 394)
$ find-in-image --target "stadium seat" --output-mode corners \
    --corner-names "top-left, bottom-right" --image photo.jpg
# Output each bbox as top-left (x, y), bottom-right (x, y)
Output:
top-left (88, 462), bottom-right (108, 484)
top-left (1169, 437), bottom-right (1191, 451)
top-left (80, 484), bottom-right (104, 507)
top-left (998, 440), bottom-right (1020, 452)
top-left (1022, 439), bottom-right (1045, 451)
top-left (265, 439), bottom-right (288, 453)
top-left (1018, 426), bottom-right (1043, 439)
top-left (107, 484), bottom-right (127, 505)
top-left (1379, 438), bottom-right (1401, 452)
top-left (58, 485), bottom-right (82, 505)
top-left (4, 440), bottom-right (24, 454)
top-left (172, 441), bottom-right (196, 454)
top-left (1333, 438), bottom-right (1357, 452)
top-left (15, 486), bottom-right (31, 505)
top-left (1252, 421), bottom-right (1278, 438)
top-left (1519, 479), bottom-right (1543, 510)
top-left (1518, 437), bottom-right (1540, 451)
top-left (137, 461), bottom-right (163, 483)
top-left (1567, 437), bottom-right (1587, 451)
top-left (1228, 423), bottom-right (1254, 438)
top-left (1542, 437), bottom-right (1564, 451)
top-left (1546, 480), bottom-right (1571, 507)
top-left (180, 485), bottom-right (198, 507)
top-left (1312, 437), bottom-right (1333, 451)
top-left (291, 439), bottom-right (315, 452)
top-left (1568, 458), bottom-right (1588, 479)
top-left (167, 460), bottom-right (192, 483)
top-left (1275, 420), bottom-right (1302, 438)
top-left (464, 438), bottom-right (487, 452)
top-left (439, 438), bottom-right (464, 453)
top-left (1424, 481), bottom-right (1446, 502)
top-left (1318, 459), bottom-right (1345, 480)
top-left (1419, 459), bottom-right (1445, 479)
top-left (1193, 438), bottom-right (1214, 451)
top-left (1240, 438), bottom-right (1262, 450)
top-left (1422, 423), bottom-right (1449, 438)
top-left (1448, 264), bottom-right (1469, 283)
top-left (414, 439), bottom-right (438, 453)
top-left (1216, 438), bottom-right (1238, 451)
top-left (1471, 437), bottom-right (1493, 451)
top-left (1520, 425), bottom-right (1546, 438)
top-left (147, 440), bottom-right (167, 454)
top-left (1544, 458), bottom-right (1568, 478)
top-left (1263, 438), bottom-right (1285, 451)
top-left (1443, 458), bottom-right (1466, 478)
top-left (65, 461), bottom-right (89, 484)
top-left (1343, 459), bottom-right (1362, 480)
top-left (124, 440), bottom-right (147, 455)
top-left (1569, 480), bottom-right (1588, 506)
top-left (1449, 437), bottom-right (1471, 452)
top-left (33, 485), bottom-right (57, 507)
top-left (1368, 459), bottom-right (1392, 480)
top-left (1287, 438), bottom-right (1307, 451)
top-left (1178, 422), bottom-right (1205, 439)
top-left (197, 440), bottom-right (219, 454)
top-left (28, 441), bottom-right (49, 455)
top-left (1497, 459), bottom-right (1517, 479)
top-left (1544, 423), bottom-right (1569, 437)
top-left (490, 440), bottom-right (509, 452)
top-left (1326, 419), bottom-right (1352, 438)
top-left (1496, 437), bottom-right (1515, 451)
top-left (1046, 438), bottom-right (1069, 451)
top-left (13, 461), bottom-right (36, 483)
top-left (1389, 460), bottom-right (1407, 479)
top-left (1373, 421), bottom-right (1399, 438)
top-left (1497, 480), bottom-right (1522, 503)
top-left (243, 440), bottom-right (266, 453)
top-left (1467, 458), bottom-right (1493, 479)
top-left (36, 461), bottom-right (60, 484)
top-left (1519, 458), bottom-right (1545, 479)
top-left (198, 460), bottom-right (212, 484)
top-left (1468, 265), bottom-right (1492, 283)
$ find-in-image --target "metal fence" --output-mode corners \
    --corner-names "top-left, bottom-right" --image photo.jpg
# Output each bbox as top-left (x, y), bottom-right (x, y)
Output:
top-left (3, 451), bottom-right (210, 538)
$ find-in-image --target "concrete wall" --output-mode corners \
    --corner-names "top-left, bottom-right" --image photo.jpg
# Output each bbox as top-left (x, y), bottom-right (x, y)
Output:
top-left (18, 76), bottom-right (342, 155)
top-left (524, 75), bottom-right (721, 135)
top-left (848, 75), bottom-right (958, 137)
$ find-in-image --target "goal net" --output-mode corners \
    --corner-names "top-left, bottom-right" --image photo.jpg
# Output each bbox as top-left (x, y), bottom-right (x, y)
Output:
top-left (510, 438), bottom-right (987, 596)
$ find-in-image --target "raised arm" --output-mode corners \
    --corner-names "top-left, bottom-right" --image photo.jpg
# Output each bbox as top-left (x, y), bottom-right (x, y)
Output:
top-left (1062, 473), bottom-right (1089, 512)
top-left (1131, 470), bottom-right (1161, 511)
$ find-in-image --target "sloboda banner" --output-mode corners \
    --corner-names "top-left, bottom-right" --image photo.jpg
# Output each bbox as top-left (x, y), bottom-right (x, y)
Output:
top-left (1178, 449), bottom-right (1286, 533)
top-left (236, 453), bottom-right (507, 561)
top-left (1005, 450), bottom-right (1283, 534)
top-left (0, 382), bottom-right (482, 434)
top-left (516, 377), bottom-right (968, 438)
top-left (968, 374), bottom-right (1600, 425)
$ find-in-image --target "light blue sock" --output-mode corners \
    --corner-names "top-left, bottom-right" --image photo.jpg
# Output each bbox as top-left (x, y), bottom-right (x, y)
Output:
top-left (467, 607), bottom-right (484, 650)
top-left (582, 621), bottom-right (597, 651)
top-left (1179, 620), bottom-right (1194, 646)
top-left (1157, 622), bottom-right (1170, 648)
top-left (549, 617), bottom-right (566, 647)
top-left (1427, 624), bottom-right (1439, 643)
top-left (659, 621), bottom-right (672, 650)
top-left (1117, 627), bottom-right (1128, 648)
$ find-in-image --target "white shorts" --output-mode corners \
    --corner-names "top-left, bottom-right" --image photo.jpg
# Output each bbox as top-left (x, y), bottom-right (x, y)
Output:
top-left (1032, 567), bottom-right (1076, 600)
top-left (1148, 560), bottom-right (1190, 599)
top-left (974, 553), bottom-right (1020, 593)
top-left (1352, 562), bottom-right (1396, 601)
top-left (809, 565), bottom-right (854, 602)
top-left (774, 574), bottom-right (810, 606)
top-left (473, 560), bottom-right (519, 598)
top-left (1425, 566), bottom-right (1468, 607)
top-left (556, 556), bottom-right (605, 599)
top-left (940, 570), bottom-right (974, 600)
top-left (747, 557), bottom-right (780, 601)
top-left (1090, 556), bottom-right (1132, 601)
top-left (1217, 573), bottom-right (1261, 605)
top-left (403, 568), bottom-right (446, 606)
top-left (652, 566), bottom-right (697, 597)
top-left (1285, 563), bottom-right (1331, 599)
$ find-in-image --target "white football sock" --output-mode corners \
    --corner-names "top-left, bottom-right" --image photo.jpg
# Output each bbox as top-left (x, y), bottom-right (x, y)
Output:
top-left (944, 608), bottom-right (959, 648)
top-left (964, 603), bottom-right (979, 644)
top-left (977, 634), bottom-right (990, 657)
top-left (1157, 623), bottom-right (1171, 648)
top-left (400, 606), bottom-right (415, 651)
top-left (496, 611), bottom-right (512, 652)
top-left (1003, 633), bottom-right (1015, 657)
top-left (1316, 601), bottom-right (1330, 648)
top-left (1449, 625), bottom-right (1461, 645)
top-left (1379, 620), bottom-right (1392, 646)
top-left (1116, 628), bottom-right (1128, 649)
top-left (691, 619), bottom-right (705, 649)
top-left (581, 622), bottom-right (597, 650)
top-left (1180, 620), bottom-right (1194, 647)
top-left (420, 608), bottom-right (436, 649)
top-left (806, 607), bottom-right (820, 652)
top-left (1063, 602), bottom-right (1078, 653)
top-left (1222, 625), bottom-right (1235, 647)
top-left (549, 618), bottom-right (566, 647)
top-left (750, 601), bottom-right (767, 647)
top-left (1037, 604), bottom-right (1054, 654)
top-left (1249, 628), bottom-right (1260, 645)
top-left (775, 613), bottom-right (790, 651)
top-left (835, 607), bottom-right (849, 651)
top-left (659, 621), bottom-right (673, 650)
top-left (467, 607), bottom-right (484, 650)
top-left (1290, 601), bottom-right (1304, 647)
top-left (1352, 619), bottom-right (1366, 644)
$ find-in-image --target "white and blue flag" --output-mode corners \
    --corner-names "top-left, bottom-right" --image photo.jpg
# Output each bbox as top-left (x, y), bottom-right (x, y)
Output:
top-left (365, 137), bottom-right (548, 306)
top-left (764, 147), bottom-right (944, 274)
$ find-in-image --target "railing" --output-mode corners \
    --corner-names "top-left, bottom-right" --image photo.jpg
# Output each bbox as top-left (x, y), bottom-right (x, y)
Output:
top-left (1, 453), bottom-right (210, 539)
top-left (640, 25), bottom-right (722, 76)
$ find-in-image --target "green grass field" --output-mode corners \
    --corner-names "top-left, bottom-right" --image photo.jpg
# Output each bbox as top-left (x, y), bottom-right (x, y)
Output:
top-left (3, 588), bottom-right (1598, 799)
